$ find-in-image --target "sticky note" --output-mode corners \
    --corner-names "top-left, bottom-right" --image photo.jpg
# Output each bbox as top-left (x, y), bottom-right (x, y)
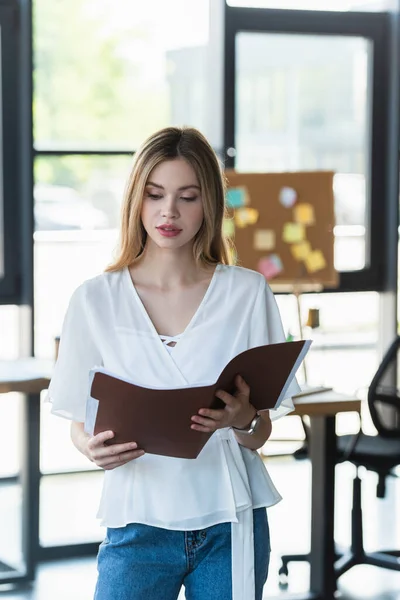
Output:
top-left (294, 203), bottom-right (315, 226)
top-left (223, 218), bottom-right (235, 238)
top-left (291, 240), bottom-right (311, 261)
top-left (235, 207), bottom-right (259, 228)
top-left (279, 186), bottom-right (297, 208)
top-left (254, 229), bottom-right (275, 251)
top-left (305, 249), bottom-right (327, 273)
top-left (282, 222), bottom-right (305, 244)
top-left (228, 246), bottom-right (237, 265)
top-left (258, 254), bottom-right (283, 281)
top-left (226, 187), bottom-right (248, 209)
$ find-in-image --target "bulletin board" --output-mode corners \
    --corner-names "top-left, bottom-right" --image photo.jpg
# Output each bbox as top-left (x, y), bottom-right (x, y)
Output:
top-left (224, 170), bottom-right (338, 290)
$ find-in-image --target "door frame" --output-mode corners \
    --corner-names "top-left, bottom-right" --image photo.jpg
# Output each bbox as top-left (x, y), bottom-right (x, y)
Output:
top-left (223, 5), bottom-right (397, 293)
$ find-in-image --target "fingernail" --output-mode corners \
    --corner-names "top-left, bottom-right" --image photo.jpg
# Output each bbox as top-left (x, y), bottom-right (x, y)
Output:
top-left (131, 442), bottom-right (137, 449)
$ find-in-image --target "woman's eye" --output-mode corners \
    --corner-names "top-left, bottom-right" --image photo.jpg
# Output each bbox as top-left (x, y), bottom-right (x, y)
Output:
top-left (181, 196), bottom-right (198, 202)
top-left (147, 193), bottom-right (162, 200)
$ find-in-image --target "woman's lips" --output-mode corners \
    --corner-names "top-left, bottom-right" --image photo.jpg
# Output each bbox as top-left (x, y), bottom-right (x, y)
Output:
top-left (156, 225), bottom-right (182, 238)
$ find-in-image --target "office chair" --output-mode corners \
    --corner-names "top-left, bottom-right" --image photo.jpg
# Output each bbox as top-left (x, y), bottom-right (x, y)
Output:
top-left (279, 336), bottom-right (400, 588)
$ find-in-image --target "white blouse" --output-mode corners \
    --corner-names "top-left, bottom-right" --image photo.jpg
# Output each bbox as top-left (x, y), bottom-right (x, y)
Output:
top-left (47, 264), bottom-right (300, 599)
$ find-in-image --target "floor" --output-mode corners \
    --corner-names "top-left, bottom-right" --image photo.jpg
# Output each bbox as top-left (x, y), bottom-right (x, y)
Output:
top-left (1, 456), bottom-right (400, 599)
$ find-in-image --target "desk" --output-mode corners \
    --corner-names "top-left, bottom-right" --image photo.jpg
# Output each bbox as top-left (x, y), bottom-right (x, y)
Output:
top-left (271, 390), bottom-right (361, 600)
top-left (0, 358), bottom-right (52, 586)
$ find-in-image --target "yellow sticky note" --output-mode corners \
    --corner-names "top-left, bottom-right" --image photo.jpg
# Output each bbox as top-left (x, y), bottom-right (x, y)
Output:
top-left (235, 207), bottom-right (259, 228)
top-left (294, 203), bottom-right (315, 226)
top-left (282, 222), bottom-right (305, 244)
top-left (291, 240), bottom-right (311, 261)
top-left (305, 249), bottom-right (327, 273)
top-left (254, 229), bottom-right (275, 251)
top-left (228, 246), bottom-right (237, 265)
top-left (223, 218), bottom-right (235, 238)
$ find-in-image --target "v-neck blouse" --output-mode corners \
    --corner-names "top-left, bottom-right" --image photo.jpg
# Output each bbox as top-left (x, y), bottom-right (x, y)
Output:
top-left (48, 264), bottom-right (300, 532)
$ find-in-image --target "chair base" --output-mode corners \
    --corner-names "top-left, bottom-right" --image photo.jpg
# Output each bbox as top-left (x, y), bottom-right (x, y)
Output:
top-left (279, 548), bottom-right (400, 589)
top-left (279, 474), bottom-right (400, 589)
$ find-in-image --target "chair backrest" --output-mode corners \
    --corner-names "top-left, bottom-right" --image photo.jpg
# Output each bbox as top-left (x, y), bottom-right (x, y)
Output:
top-left (368, 336), bottom-right (400, 438)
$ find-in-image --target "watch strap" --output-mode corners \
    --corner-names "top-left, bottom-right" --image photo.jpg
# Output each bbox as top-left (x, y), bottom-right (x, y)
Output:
top-left (232, 413), bottom-right (261, 435)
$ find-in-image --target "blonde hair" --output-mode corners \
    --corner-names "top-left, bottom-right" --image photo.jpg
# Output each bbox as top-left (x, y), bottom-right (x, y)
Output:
top-left (106, 126), bottom-right (233, 271)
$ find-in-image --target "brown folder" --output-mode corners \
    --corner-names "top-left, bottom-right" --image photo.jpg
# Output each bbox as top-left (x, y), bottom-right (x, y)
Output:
top-left (87, 340), bottom-right (311, 459)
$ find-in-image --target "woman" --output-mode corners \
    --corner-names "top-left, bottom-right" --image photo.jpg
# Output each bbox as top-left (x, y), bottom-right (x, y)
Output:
top-left (47, 126), bottom-right (300, 600)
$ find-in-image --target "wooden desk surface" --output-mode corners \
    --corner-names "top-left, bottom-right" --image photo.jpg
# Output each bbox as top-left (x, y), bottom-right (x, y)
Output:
top-left (0, 358), bottom-right (52, 394)
top-left (0, 359), bottom-right (362, 418)
top-left (293, 389), bottom-right (361, 417)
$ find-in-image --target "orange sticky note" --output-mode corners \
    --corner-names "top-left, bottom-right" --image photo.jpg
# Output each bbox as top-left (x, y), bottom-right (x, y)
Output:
top-left (254, 229), bottom-right (275, 251)
top-left (291, 241), bottom-right (312, 261)
top-left (282, 222), bottom-right (305, 244)
top-left (305, 249), bottom-right (327, 273)
top-left (294, 203), bottom-right (315, 226)
top-left (235, 207), bottom-right (259, 228)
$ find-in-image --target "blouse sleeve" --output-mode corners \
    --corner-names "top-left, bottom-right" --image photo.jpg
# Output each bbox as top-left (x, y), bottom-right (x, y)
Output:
top-left (250, 276), bottom-right (301, 421)
top-left (46, 283), bottom-right (102, 423)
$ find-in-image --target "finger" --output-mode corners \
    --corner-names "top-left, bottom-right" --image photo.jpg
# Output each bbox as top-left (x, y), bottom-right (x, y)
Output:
top-left (191, 423), bottom-right (215, 433)
top-left (214, 390), bottom-right (235, 406)
top-left (94, 441), bottom-right (139, 460)
top-left (192, 415), bottom-right (221, 427)
top-left (89, 430), bottom-right (115, 448)
top-left (235, 374), bottom-right (250, 394)
top-left (191, 416), bottom-right (219, 429)
top-left (197, 408), bottom-right (225, 421)
top-left (100, 449), bottom-right (145, 470)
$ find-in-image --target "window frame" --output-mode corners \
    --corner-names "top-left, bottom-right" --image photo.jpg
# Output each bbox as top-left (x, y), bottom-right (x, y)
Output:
top-left (0, 1), bottom-right (24, 303)
top-left (223, 6), bottom-right (397, 292)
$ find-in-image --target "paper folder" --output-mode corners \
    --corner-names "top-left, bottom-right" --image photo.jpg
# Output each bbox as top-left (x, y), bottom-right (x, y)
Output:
top-left (85, 339), bottom-right (311, 459)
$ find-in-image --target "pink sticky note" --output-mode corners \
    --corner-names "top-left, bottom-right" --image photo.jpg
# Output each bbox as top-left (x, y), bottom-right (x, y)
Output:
top-left (258, 254), bottom-right (283, 280)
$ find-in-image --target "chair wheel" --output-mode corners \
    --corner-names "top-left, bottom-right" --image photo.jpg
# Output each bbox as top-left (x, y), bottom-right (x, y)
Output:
top-left (279, 564), bottom-right (288, 577)
top-left (278, 564), bottom-right (289, 588)
top-left (278, 572), bottom-right (289, 588)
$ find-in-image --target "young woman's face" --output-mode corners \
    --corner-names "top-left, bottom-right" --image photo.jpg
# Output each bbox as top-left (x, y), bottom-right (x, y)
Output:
top-left (141, 158), bottom-right (204, 253)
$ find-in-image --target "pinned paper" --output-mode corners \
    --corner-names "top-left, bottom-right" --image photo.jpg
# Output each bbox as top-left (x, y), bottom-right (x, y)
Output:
top-left (294, 203), bottom-right (315, 226)
top-left (305, 249), bottom-right (326, 273)
top-left (226, 187), bottom-right (248, 209)
top-left (258, 254), bottom-right (283, 280)
top-left (235, 207), bottom-right (259, 228)
top-left (228, 246), bottom-right (237, 265)
top-left (254, 229), bottom-right (275, 251)
top-left (291, 240), bottom-right (311, 261)
top-left (223, 218), bottom-right (235, 238)
top-left (279, 186), bottom-right (297, 208)
top-left (282, 222), bottom-right (305, 244)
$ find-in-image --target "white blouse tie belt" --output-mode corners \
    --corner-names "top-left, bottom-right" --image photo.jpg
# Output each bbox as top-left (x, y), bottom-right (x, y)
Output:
top-left (217, 428), bottom-right (255, 600)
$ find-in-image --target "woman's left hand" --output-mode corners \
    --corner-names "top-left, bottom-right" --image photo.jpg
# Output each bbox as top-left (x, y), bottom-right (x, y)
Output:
top-left (191, 374), bottom-right (257, 433)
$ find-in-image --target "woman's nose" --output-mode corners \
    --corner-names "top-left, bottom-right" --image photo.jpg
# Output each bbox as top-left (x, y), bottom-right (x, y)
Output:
top-left (161, 196), bottom-right (179, 218)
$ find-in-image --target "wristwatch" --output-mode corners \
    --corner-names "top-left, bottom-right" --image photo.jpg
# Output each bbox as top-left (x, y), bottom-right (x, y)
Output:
top-left (233, 412), bottom-right (262, 435)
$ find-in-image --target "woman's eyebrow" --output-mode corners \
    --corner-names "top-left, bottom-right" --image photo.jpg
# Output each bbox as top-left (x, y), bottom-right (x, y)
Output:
top-left (146, 181), bottom-right (200, 191)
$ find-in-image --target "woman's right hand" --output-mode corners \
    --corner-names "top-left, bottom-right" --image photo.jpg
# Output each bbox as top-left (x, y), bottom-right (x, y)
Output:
top-left (86, 430), bottom-right (145, 470)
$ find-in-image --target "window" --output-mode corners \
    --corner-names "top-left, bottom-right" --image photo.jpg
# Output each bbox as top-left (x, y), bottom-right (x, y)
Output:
top-left (33, 0), bottom-right (218, 548)
top-left (235, 32), bottom-right (371, 273)
top-left (227, 0), bottom-right (392, 11)
top-left (0, 3), bottom-right (21, 302)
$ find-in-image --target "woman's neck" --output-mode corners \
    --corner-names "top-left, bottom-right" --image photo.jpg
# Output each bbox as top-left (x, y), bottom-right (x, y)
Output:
top-left (132, 245), bottom-right (206, 288)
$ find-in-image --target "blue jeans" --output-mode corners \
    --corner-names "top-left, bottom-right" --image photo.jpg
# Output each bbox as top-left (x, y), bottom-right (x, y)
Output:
top-left (94, 508), bottom-right (270, 600)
